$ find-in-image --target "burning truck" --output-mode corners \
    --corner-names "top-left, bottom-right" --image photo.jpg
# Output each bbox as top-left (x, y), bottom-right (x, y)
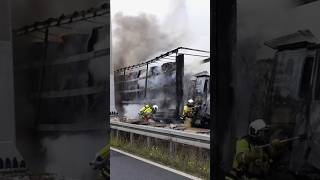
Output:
top-left (248, 30), bottom-right (320, 178)
top-left (114, 47), bottom-right (211, 129)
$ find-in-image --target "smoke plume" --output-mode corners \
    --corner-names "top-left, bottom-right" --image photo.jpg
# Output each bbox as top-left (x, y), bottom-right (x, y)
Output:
top-left (112, 13), bottom-right (175, 69)
top-left (123, 104), bottom-right (142, 119)
top-left (112, 0), bottom-right (188, 69)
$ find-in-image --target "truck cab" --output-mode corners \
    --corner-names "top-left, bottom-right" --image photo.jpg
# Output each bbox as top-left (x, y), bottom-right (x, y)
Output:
top-left (261, 30), bottom-right (320, 174)
top-left (190, 71), bottom-right (210, 128)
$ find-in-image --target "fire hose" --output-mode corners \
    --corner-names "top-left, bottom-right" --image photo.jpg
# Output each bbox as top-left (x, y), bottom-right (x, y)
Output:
top-left (255, 134), bottom-right (308, 149)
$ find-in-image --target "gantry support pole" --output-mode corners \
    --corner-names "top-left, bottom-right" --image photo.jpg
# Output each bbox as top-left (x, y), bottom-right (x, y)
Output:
top-left (175, 54), bottom-right (184, 120)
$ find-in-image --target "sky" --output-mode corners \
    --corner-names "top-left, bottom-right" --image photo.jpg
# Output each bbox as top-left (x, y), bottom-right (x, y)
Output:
top-left (110, 0), bottom-right (210, 73)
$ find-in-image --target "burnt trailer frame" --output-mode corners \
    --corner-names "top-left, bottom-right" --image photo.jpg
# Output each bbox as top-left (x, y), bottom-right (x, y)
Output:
top-left (261, 35), bottom-right (320, 174)
top-left (114, 47), bottom-right (210, 122)
top-left (212, 9), bottom-right (320, 179)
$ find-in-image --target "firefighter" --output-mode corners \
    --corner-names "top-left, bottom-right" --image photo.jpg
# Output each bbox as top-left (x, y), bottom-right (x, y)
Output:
top-left (181, 99), bottom-right (198, 127)
top-left (227, 119), bottom-right (285, 180)
top-left (139, 104), bottom-right (158, 123)
top-left (90, 144), bottom-right (110, 179)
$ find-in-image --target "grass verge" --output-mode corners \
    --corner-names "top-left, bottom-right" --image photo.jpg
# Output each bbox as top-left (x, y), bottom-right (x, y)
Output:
top-left (110, 136), bottom-right (210, 179)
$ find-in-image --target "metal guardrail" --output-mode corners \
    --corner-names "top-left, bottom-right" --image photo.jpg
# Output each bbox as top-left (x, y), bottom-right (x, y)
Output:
top-left (110, 120), bottom-right (210, 149)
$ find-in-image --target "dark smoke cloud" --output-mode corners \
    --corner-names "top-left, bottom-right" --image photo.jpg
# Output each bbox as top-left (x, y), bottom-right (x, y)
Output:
top-left (112, 0), bottom-right (188, 69)
top-left (112, 13), bottom-right (177, 69)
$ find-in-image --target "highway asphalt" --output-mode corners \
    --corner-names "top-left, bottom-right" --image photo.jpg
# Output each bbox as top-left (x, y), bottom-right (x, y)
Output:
top-left (110, 150), bottom-right (192, 180)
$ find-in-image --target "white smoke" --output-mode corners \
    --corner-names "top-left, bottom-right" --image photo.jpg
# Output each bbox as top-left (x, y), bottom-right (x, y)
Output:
top-left (123, 104), bottom-right (142, 119)
top-left (185, 60), bottom-right (209, 75)
top-left (147, 72), bottom-right (175, 89)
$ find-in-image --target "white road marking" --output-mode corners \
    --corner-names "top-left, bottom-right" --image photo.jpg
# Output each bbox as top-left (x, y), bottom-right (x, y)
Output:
top-left (111, 147), bottom-right (203, 180)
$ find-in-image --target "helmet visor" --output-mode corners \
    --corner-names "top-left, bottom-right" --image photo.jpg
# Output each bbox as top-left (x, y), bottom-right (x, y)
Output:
top-left (257, 126), bottom-right (270, 137)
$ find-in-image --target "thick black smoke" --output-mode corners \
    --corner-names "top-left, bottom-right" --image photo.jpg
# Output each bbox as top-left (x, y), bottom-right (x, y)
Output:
top-left (112, 0), bottom-right (188, 69)
top-left (112, 13), bottom-right (177, 69)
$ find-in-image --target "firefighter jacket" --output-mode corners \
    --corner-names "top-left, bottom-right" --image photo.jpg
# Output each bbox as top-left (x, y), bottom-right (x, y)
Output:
top-left (139, 105), bottom-right (155, 117)
top-left (232, 136), bottom-right (271, 179)
top-left (100, 144), bottom-right (110, 160)
top-left (182, 105), bottom-right (196, 118)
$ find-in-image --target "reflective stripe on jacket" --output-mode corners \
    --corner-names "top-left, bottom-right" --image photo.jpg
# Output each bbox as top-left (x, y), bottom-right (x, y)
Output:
top-left (232, 137), bottom-right (270, 178)
top-left (182, 105), bottom-right (195, 118)
top-left (100, 144), bottom-right (110, 159)
top-left (140, 105), bottom-right (154, 116)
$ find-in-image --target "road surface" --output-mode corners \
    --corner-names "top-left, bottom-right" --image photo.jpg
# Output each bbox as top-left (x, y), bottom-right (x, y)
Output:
top-left (110, 149), bottom-right (194, 180)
